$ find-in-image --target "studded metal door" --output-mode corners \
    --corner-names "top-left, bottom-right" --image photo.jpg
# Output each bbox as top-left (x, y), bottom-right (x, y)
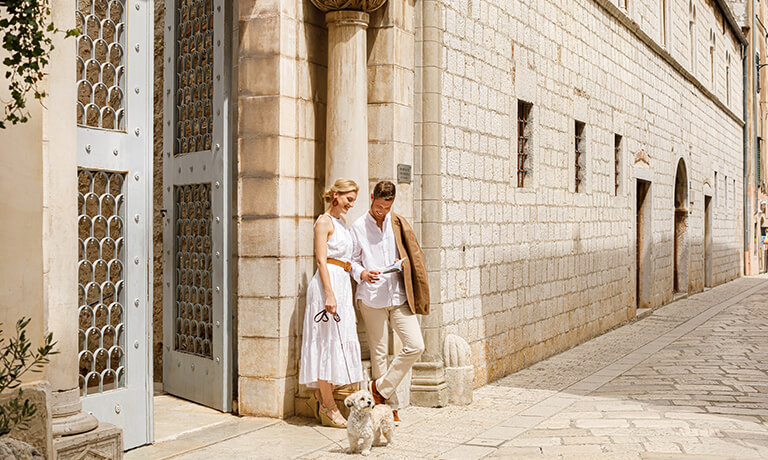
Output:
top-left (162, 0), bottom-right (232, 412)
top-left (76, 0), bottom-right (153, 450)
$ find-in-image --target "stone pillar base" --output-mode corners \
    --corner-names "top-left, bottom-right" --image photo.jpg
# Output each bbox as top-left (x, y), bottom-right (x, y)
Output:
top-left (53, 423), bottom-right (122, 460)
top-left (409, 362), bottom-right (448, 407)
top-left (50, 389), bottom-right (98, 437)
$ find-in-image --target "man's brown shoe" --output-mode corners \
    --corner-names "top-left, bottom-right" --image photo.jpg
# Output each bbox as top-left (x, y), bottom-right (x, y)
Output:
top-left (369, 379), bottom-right (385, 405)
top-left (392, 410), bottom-right (400, 425)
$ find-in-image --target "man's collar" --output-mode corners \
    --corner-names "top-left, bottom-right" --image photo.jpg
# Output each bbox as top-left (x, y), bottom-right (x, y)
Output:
top-left (366, 210), bottom-right (391, 226)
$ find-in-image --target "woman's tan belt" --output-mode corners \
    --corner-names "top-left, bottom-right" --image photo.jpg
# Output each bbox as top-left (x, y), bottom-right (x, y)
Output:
top-left (327, 258), bottom-right (351, 272)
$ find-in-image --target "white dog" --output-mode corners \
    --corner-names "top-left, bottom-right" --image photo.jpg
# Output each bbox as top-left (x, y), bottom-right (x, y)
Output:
top-left (344, 390), bottom-right (394, 456)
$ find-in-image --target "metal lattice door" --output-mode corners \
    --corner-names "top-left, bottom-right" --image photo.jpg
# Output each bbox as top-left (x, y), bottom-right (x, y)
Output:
top-left (75, 0), bottom-right (153, 450)
top-left (162, 0), bottom-right (232, 411)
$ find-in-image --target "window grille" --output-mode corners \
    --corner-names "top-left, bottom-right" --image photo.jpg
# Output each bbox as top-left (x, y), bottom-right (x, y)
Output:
top-left (517, 101), bottom-right (533, 187)
top-left (75, 0), bottom-right (127, 130)
top-left (575, 121), bottom-right (585, 193)
top-left (614, 134), bottom-right (622, 196)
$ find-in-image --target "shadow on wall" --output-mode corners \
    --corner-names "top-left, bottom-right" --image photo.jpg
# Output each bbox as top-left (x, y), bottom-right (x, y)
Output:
top-left (290, 0), bottom-right (329, 415)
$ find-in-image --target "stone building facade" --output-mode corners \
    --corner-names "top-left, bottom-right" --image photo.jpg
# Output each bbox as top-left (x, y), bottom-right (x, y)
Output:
top-left (222, 0), bottom-right (746, 414)
top-left (0, 0), bottom-right (746, 455)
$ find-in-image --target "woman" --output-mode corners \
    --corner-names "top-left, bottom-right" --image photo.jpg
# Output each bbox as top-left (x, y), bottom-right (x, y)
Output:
top-left (299, 178), bottom-right (364, 428)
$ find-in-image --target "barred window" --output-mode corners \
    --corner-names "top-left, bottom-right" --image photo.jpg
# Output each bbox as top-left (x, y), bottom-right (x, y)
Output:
top-left (614, 134), bottom-right (622, 196)
top-left (517, 100), bottom-right (533, 187)
top-left (575, 121), bottom-right (586, 193)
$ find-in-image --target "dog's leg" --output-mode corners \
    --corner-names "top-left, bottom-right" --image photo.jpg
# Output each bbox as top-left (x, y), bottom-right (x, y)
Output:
top-left (382, 423), bottom-right (394, 446)
top-left (347, 433), bottom-right (359, 454)
top-left (372, 429), bottom-right (381, 447)
top-left (360, 435), bottom-right (373, 456)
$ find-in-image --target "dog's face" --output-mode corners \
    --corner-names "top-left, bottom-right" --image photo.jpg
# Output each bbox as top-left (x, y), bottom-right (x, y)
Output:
top-left (344, 390), bottom-right (375, 412)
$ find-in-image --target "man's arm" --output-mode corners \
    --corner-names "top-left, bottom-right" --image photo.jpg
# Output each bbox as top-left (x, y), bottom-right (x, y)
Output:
top-left (350, 225), bottom-right (365, 283)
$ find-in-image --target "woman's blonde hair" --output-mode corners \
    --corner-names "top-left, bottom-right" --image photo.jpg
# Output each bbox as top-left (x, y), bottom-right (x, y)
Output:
top-left (322, 178), bottom-right (359, 203)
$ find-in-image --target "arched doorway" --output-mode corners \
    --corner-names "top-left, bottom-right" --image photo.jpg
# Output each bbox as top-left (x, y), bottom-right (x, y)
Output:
top-left (674, 159), bottom-right (689, 293)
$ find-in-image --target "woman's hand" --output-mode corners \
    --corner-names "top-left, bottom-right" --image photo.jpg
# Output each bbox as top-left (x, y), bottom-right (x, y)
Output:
top-left (324, 291), bottom-right (338, 315)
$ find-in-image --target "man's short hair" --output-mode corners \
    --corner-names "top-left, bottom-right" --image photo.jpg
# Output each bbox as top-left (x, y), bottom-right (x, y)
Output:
top-left (372, 181), bottom-right (396, 201)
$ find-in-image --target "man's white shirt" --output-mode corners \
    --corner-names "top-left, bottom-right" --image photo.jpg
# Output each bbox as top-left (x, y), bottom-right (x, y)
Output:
top-left (350, 212), bottom-right (407, 308)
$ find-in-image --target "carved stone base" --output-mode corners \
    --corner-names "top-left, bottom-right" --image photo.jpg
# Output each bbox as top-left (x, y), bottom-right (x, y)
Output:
top-left (53, 423), bottom-right (122, 460)
top-left (409, 361), bottom-right (448, 407)
top-left (445, 366), bottom-right (474, 405)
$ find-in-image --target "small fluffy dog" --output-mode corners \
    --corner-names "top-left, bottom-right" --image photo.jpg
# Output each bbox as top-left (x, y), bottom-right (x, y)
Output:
top-left (344, 390), bottom-right (394, 456)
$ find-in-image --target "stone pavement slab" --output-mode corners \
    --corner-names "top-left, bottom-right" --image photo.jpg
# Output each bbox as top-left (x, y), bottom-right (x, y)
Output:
top-left (135, 277), bottom-right (768, 459)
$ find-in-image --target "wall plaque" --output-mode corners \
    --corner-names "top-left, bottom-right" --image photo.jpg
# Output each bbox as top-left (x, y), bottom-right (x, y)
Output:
top-left (397, 164), bottom-right (412, 183)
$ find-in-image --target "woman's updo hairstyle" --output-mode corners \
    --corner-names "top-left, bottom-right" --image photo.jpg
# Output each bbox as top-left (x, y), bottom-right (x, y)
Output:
top-left (322, 178), bottom-right (359, 204)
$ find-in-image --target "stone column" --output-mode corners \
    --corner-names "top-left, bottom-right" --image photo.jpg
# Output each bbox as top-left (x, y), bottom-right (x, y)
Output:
top-left (44, 2), bottom-right (122, 457)
top-left (311, 0), bottom-right (387, 221)
top-left (325, 11), bottom-right (370, 222)
top-left (46, 0), bottom-right (101, 442)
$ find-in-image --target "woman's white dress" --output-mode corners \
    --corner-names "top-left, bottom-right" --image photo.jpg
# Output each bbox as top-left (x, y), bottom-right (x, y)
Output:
top-left (299, 214), bottom-right (363, 388)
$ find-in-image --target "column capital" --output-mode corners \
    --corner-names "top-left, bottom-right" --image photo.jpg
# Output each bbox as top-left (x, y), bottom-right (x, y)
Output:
top-left (325, 9), bottom-right (370, 27)
top-left (310, 0), bottom-right (387, 14)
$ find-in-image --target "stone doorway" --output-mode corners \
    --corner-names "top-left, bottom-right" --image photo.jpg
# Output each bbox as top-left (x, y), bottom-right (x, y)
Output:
top-left (673, 159), bottom-right (689, 294)
top-left (636, 179), bottom-right (652, 309)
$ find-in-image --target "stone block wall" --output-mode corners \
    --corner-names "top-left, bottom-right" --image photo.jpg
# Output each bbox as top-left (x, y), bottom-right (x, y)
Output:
top-left (422, 0), bottom-right (744, 387)
top-left (234, 0), bottom-right (328, 417)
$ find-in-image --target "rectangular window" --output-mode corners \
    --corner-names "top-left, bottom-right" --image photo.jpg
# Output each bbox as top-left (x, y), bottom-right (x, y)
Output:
top-left (725, 174), bottom-right (728, 208)
top-left (619, 0), bottom-right (628, 10)
top-left (614, 134), bottom-right (622, 196)
top-left (714, 171), bottom-right (718, 207)
top-left (517, 100), bottom-right (533, 187)
top-left (575, 121), bottom-right (585, 193)
top-left (758, 53), bottom-right (762, 94)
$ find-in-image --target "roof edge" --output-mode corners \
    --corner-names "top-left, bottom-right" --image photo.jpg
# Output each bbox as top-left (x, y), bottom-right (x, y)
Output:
top-left (715, 0), bottom-right (748, 46)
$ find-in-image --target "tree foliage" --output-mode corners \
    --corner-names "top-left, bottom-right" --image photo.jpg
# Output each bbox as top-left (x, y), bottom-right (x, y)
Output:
top-left (0, 318), bottom-right (57, 437)
top-left (0, 0), bottom-right (78, 129)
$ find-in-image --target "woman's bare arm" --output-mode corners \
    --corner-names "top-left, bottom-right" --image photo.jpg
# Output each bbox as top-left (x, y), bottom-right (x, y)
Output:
top-left (314, 215), bottom-right (337, 314)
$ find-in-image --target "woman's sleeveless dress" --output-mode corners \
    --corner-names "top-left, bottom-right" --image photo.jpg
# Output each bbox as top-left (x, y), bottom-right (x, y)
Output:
top-left (299, 214), bottom-right (363, 388)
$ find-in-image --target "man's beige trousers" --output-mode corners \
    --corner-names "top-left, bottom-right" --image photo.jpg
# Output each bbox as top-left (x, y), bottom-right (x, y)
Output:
top-left (358, 301), bottom-right (425, 408)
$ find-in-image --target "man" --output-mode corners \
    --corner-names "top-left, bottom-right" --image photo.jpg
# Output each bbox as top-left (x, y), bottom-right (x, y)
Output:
top-left (350, 181), bottom-right (430, 422)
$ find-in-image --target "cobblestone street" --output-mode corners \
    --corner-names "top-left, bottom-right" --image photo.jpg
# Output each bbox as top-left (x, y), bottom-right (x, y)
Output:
top-left (129, 276), bottom-right (768, 459)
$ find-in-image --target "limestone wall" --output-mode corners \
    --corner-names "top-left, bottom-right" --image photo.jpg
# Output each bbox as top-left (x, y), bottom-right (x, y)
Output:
top-left (423, 0), bottom-right (744, 386)
top-left (234, 0), bottom-right (329, 417)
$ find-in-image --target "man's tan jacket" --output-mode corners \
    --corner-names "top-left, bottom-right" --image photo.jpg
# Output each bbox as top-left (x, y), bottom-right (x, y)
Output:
top-left (391, 213), bottom-right (431, 315)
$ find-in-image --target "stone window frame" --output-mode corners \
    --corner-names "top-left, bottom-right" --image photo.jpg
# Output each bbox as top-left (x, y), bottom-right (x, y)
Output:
top-left (618, 0), bottom-right (629, 13)
top-left (689, 1), bottom-right (696, 75)
top-left (660, 0), bottom-right (669, 49)
top-left (574, 120), bottom-right (586, 193)
top-left (516, 99), bottom-right (534, 188)
top-left (726, 52), bottom-right (731, 106)
top-left (710, 30), bottom-right (716, 91)
top-left (614, 134), bottom-right (623, 196)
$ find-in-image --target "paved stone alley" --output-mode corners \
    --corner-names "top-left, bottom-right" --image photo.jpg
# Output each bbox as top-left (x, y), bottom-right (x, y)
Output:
top-left (128, 277), bottom-right (768, 459)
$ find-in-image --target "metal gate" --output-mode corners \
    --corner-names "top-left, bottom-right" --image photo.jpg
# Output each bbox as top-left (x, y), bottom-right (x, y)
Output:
top-left (161, 0), bottom-right (232, 412)
top-left (76, 0), bottom-right (153, 450)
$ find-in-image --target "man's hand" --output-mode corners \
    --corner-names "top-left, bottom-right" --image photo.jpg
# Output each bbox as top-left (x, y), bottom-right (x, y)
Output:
top-left (361, 270), bottom-right (381, 283)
